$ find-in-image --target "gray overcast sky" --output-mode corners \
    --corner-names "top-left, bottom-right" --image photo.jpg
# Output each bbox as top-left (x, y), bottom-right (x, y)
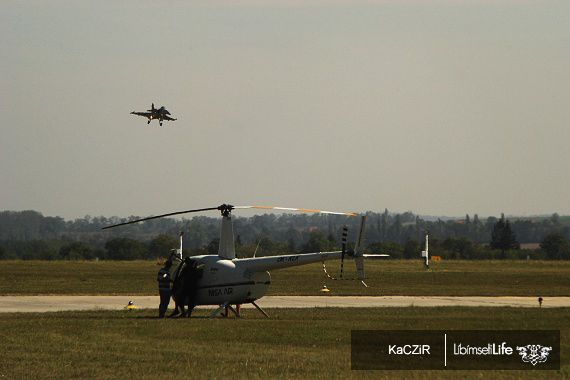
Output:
top-left (2, 0), bottom-right (569, 220)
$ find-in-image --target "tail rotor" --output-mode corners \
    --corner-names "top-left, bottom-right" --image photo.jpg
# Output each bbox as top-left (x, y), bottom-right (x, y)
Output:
top-left (322, 216), bottom-right (371, 286)
top-left (353, 216), bottom-right (367, 287)
top-left (340, 225), bottom-right (348, 279)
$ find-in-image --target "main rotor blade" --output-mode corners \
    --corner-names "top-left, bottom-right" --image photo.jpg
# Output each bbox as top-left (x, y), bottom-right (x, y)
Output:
top-left (102, 204), bottom-right (356, 230)
top-left (236, 206), bottom-right (356, 216)
top-left (101, 206), bottom-right (220, 230)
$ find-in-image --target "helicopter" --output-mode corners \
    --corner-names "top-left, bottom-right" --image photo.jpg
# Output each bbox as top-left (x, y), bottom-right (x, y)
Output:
top-left (102, 204), bottom-right (386, 318)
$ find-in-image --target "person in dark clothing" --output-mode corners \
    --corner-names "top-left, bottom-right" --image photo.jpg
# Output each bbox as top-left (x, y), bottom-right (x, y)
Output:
top-left (172, 257), bottom-right (200, 317)
top-left (157, 260), bottom-right (172, 318)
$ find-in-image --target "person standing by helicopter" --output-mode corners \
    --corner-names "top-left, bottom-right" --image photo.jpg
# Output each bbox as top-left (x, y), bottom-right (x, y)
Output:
top-left (157, 260), bottom-right (172, 318)
top-left (172, 257), bottom-right (200, 317)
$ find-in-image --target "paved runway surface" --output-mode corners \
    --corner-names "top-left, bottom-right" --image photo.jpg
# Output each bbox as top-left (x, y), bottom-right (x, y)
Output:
top-left (1, 295), bottom-right (568, 313)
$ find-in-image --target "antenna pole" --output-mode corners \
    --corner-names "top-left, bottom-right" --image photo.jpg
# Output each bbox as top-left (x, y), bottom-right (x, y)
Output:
top-left (178, 231), bottom-right (184, 261)
top-left (424, 230), bottom-right (429, 269)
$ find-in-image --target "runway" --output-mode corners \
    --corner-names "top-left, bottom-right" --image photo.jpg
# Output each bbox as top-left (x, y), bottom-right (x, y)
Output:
top-left (0, 295), bottom-right (568, 313)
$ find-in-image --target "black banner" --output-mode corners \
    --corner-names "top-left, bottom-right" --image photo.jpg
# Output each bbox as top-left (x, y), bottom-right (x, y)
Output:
top-left (351, 330), bottom-right (560, 370)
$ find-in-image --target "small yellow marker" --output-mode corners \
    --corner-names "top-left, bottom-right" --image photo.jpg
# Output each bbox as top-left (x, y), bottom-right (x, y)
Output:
top-left (320, 285), bottom-right (330, 293)
top-left (125, 300), bottom-right (137, 309)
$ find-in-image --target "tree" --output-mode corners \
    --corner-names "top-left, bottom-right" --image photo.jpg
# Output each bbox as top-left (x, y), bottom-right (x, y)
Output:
top-left (471, 214), bottom-right (483, 242)
top-left (490, 217), bottom-right (520, 258)
top-left (388, 214), bottom-right (403, 244)
top-left (287, 238), bottom-right (296, 253)
top-left (184, 219), bottom-right (210, 249)
top-left (299, 231), bottom-right (336, 253)
top-left (540, 233), bottom-right (570, 260)
top-left (59, 242), bottom-right (93, 260)
top-left (443, 237), bottom-right (474, 259)
top-left (149, 234), bottom-right (179, 258)
top-left (551, 213), bottom-right (560, 226)
top-left (104, 238), bottom-right (147, 260)
top-left (367, 242), bottom-right (403, 259)
top-left (403, 240), bottom-right (419, 259)
top-left (380, 209), bottom-right (388, 242)
top-left (205, 238), bottom-right (220, 255)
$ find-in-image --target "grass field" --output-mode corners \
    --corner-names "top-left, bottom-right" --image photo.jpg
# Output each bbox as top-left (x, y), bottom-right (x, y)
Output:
top-left (1, 260), bottom-right (568, 378)
top-left (0, 307), bottom-right (567, 379)
top-left (1, 259), bottom-right (569, 296)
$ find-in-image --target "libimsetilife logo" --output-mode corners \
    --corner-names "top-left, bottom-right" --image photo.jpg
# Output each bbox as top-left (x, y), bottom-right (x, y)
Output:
top-left (351, 330), bottom-right (560, 370)
top-left (516, 344), bottom-right (552, 366)
top-left (453, 342), bottom-right (513, 356)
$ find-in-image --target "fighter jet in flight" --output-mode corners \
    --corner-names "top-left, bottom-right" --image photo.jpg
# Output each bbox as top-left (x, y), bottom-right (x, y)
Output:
top-left (131, 103), bottom-right (176, 126)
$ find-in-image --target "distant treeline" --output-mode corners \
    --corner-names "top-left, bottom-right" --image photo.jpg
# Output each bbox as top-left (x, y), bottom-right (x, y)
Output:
top-left (0, 210), bottom-right (569, 260)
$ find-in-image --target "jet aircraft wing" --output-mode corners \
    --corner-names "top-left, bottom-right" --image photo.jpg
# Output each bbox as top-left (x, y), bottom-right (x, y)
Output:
top-left (131, 111), bottom-right (152, 118)
top-left (161, 115), bottom-right (177, 121)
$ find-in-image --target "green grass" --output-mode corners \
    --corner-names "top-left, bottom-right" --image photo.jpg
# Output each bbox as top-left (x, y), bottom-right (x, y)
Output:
top-left (1, 260), bottom-right (568, 378)
top-left (0, 260), bottom-right (155, 295)
top-left (0, 307), bottom-right (567, 379)
top-left (271, 259), bottom-right (570, 296)
top-left (1, 260), bottom-right (569, 296)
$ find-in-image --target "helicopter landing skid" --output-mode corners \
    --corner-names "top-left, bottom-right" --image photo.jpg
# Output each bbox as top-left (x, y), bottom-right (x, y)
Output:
top-left (209, 302), bottom-right (229, 318)
top-left (209, 301), bottom-right (269, 318)
top-left (252, 300), bottom-right (269, 318)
